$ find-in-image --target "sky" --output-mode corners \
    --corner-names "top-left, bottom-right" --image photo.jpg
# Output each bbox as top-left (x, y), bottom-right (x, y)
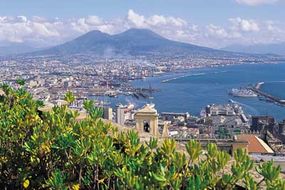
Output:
top-left (0, 0), bottom-right (285, 48)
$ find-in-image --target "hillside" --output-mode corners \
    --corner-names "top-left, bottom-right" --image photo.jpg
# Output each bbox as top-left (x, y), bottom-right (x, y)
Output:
top-left (0, 43), bottom-right (40, 56)
top-left (33, 28), bottom-right (238, 57)
top-left (222, 43), bottom-right (285, 56)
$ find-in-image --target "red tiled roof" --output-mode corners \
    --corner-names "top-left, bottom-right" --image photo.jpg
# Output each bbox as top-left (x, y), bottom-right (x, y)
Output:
top-left (237, 134), bottom-right (273, 154)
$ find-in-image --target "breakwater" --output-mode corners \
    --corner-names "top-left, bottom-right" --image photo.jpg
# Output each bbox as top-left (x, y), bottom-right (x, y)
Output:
top-left (161, 73), bottom-right (206, 83)
top-left (250, 83), bottom-right (285, 107)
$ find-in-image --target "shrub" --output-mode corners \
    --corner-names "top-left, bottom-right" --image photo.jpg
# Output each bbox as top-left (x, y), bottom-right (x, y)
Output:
top-left (0, 85), bottom-right (284, 189)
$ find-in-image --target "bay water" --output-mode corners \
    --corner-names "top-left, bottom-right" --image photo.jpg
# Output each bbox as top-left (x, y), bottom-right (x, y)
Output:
top-left (96, 63), bottom-right (285, 121)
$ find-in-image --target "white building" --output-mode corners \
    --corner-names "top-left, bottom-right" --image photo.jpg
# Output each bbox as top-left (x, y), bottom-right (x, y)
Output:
top-left (116, 105), bottom-right (126, 125)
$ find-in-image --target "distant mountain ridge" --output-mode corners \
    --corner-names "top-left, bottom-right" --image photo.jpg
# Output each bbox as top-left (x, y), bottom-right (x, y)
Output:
top-left (222, 43), bottom-right (285, 56)
top-left (33, 28), bottom-right (240, 57)
top-left (0, 43), bottom-right (40, 56)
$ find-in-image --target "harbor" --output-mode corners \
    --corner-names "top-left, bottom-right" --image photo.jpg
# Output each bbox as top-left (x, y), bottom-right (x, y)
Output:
top-left (93, 63), bottom-right (285, 121)
top-left (250, 82), bottom-right (285, 107)
top-left (229, 81), bottom-right (285, 107)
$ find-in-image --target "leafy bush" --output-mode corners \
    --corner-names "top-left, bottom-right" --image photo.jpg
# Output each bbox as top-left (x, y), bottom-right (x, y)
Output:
top-left (0, 84), bottom-right (285, 189)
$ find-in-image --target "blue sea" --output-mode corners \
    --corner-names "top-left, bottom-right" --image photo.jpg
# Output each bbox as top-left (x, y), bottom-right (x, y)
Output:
top-left (95, 63), bottom-right (285, 121)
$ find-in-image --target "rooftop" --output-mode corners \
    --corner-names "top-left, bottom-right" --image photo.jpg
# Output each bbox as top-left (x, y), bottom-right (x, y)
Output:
top-left (135, 104), bottom-right (158, 114)
top-left (237, 134), bottom-right (274, 154)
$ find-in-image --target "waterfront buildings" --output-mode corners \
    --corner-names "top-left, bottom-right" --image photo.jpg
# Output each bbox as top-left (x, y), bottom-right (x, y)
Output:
top-left (251, 116), bottom-right (275, 132)
top-left (116, 105), bottom-right (126, 126)
top-left (200, 104), bottom-right (250, 138)
top-left (103, 107), bottom-right (113, 121)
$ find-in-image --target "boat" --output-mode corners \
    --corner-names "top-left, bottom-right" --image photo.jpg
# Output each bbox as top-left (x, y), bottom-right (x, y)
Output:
top-left (200, 109), bottom-right (206, 117)
top-left (229, 88), bottom-right (257, 98)
top-left (105, 90), bottom-right (118, 97)
top-left (228, 99), bottom-right (235, 104)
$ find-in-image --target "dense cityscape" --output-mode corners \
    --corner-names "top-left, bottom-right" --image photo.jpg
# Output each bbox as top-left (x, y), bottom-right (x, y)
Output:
top-left (1, 53), bottom-right (285, 160)
top-left (0, 53), bottom-right (281, 102)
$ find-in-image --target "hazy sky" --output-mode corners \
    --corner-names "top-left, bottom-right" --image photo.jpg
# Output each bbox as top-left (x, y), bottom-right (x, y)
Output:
top-left (0, 0), bottom-right (284, 48)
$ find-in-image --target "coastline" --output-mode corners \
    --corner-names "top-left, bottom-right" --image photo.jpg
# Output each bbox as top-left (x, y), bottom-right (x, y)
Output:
top-left (158, 61), bottom-right (285, 84)
top-left (93, 62), bottom-right (285, 121)
top-left (133, 62), bottom-right (285, 121)
top-left (161, 73), bottom-right (206, 83)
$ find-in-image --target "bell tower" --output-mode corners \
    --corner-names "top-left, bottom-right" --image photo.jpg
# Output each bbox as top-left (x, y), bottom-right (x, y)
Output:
top-left (134, 104), bottom-right (159, 137)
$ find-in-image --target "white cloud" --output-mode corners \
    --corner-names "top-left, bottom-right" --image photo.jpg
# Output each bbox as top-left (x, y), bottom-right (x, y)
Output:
top-left (229, 17), bottom-right (260, 32)
top-left (127, 9), bottom-right (187, 28)
top-left (127, 9), bottom-right (146, 28)
top-left (71, 17), bottom-right (115, 34)
top-left (85, 16), bottom-right (102, 25)
top-left (202, 16), bottom-right (285, 47)
top-left (0, 16), bottom-right (64, 44)
top-left (236, 0), bottom-right (279, 6)
top-left (207, 24), bottom-right (230, 38)
top-left (15, 16), bottom-right (28, 23)
top-left (31, 22), bottom-right (60, 37)
top-left (0, 10), bottom-right (284, 48)
top-left (147, 15), bottom-right (187, 27)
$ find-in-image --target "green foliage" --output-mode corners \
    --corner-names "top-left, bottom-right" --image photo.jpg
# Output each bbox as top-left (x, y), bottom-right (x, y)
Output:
top-left (186, 140), bottom-right (202, 163)
top-left (257, 160), bottom-right (285, 190)
top-left (0, 85), bottom-right (285, 189)
top-left (83, 99), bottom-right (103, 119)
top-left (64, 91), bottom-right (75, 104)
top-left (45, 169), bottom-right (68, 190)
top-left (16, 78), bottom-right (25, 86)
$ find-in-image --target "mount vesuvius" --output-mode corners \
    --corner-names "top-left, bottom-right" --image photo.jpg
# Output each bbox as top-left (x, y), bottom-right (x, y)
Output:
top-left (33, 28), bottom-right (245, 57)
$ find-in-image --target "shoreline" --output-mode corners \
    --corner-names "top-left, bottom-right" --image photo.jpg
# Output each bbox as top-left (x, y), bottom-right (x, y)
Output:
top-left (158, 62), bottom-right (285, 84)
top-left (161, 73), bottom-right (206, 83)
top-left (93, 62), bottom-right (285, 121)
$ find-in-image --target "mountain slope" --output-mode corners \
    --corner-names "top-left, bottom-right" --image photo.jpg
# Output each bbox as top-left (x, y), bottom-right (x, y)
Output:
top-left (222, 43), bottom-right (285, 56)
top-left (0, 43), bottom-right (40, 56)
top-left (34, 28), bottom-right (239, 57)
top-left (39, 30), bottom-right (113, 55)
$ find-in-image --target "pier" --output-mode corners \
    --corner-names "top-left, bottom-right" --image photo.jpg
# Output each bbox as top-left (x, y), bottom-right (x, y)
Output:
top-left (250, 83), bottom-right (285, 107)
top-left (131, 86), bottom-right (159, 99)
top-left (255, 82), bottom-right (264, 90)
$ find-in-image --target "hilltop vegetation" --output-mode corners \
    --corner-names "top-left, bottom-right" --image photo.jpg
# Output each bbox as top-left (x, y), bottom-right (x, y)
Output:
top-left (0, 83), bottom-right (285, 189)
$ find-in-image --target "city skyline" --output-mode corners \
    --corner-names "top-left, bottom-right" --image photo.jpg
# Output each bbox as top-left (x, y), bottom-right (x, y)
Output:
top-left (0, 0), bottom-right (285, 48)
